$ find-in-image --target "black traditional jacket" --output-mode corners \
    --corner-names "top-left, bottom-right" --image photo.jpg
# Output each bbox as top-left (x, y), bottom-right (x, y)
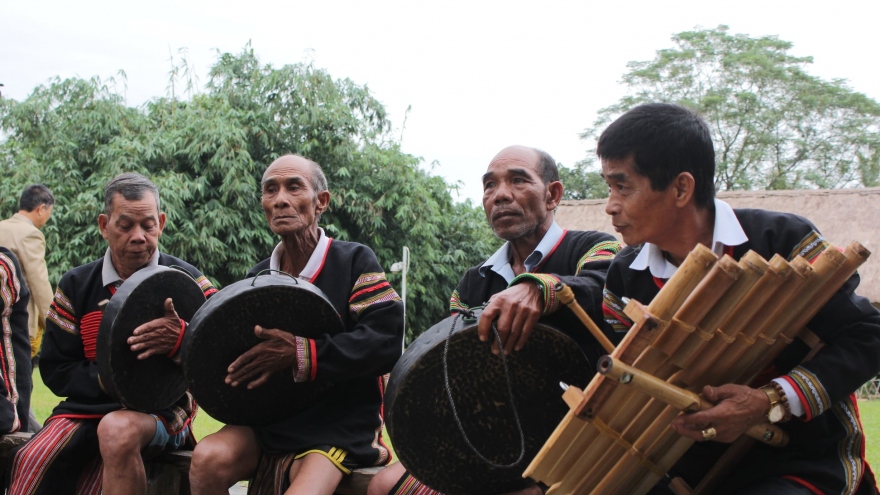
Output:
top-left (249, 238), bottom-right (404, 468)
top-left (41, 253), bottom-right (215, 433)
top-left (451, 229), bottom-right (621, 370)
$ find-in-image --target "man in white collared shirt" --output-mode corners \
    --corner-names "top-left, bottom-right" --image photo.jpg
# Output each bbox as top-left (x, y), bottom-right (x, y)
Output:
top-left (598, 103), bottom-right (880, 495)
top-left (369, 145), bottom-right (622, 495)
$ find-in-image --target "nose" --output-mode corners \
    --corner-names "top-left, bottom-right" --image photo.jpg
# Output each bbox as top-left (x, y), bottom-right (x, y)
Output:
top-left (492, 181), bottom-right (513, 204)
top-left (273, 191), bottom-right (291, 208)
top-left (130, 226), bottom-right (147, 243)
top-left (605, 194), bottom-right (620, 217)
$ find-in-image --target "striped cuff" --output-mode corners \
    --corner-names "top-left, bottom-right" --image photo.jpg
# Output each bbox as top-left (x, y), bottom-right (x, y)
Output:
top-left (509, 273), bottom-right (562, 315)
top-left (293, 337), bottom-right (317, 383)
top-left (781, 367), bottom-right (830, 421)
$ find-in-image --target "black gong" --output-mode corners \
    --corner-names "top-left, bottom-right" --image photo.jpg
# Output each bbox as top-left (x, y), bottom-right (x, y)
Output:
top-left (97, 265), bottom-right (207, 412)
top-left (181, 272), bottom-right (344, 426)
top-left (385, 309), bottom-right (592, 495)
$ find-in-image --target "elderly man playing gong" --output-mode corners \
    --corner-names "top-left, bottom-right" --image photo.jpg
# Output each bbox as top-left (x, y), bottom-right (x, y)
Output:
top-left (188, 154), bottom-right (405, 495)
top-left (368, 145), bottom-right (622, 495)
top-left (8, 173), bottom-right (217, 495)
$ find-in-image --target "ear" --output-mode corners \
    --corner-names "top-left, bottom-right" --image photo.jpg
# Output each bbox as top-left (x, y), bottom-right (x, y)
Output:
top-left (546, 181), bottom-right (563, 210)
top-left (98, 214), bottom-right (110, 240)
top-left (157, 212), bottom-right (167, 237)
top-left (315, 190), bottom-right (331, 216)
top-left (672, 172), bottom-right (696, 208)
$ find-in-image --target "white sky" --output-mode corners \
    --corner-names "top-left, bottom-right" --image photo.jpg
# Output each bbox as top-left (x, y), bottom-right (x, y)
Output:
top-left (3, 0), bottom-right (879, 203)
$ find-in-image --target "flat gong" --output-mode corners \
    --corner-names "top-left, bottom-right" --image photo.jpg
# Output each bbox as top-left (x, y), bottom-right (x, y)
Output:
top-left (97, 265), bottom-right (207, 412)
top-left (385, 309), bottom-right (592, 495)
top-left (182, 273), bottom-right (344, 426)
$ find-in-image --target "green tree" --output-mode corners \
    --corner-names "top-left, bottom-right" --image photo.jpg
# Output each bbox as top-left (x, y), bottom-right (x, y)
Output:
top-left (0, 47), bottom-right (498, 340)
top-left (579, 25), bottom-right (880, 192)
top-left (558, 159), bottom-right (608, 200)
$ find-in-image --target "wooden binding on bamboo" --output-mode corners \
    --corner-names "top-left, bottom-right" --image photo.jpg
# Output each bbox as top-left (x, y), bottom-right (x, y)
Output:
top-left (523, 241), bottom-right (870, 495)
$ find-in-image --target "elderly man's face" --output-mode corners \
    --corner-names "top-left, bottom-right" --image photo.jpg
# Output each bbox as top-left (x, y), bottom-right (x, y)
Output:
top-left (261, 157), bottom-right (329, 237)
top-left (98, 193), bottom-right (165, 279)
top-left (482, 147), bottom-right (555, 241)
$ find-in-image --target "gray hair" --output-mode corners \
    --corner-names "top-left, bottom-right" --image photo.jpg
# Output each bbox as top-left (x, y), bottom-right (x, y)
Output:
top-left (533, 148), bottom-right (560, 185)
top-left (103, 173), bottom-right (160, 216)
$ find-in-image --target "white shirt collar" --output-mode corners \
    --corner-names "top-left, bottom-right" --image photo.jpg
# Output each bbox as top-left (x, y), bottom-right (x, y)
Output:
top-left (101, 248), bottom-right (160, 287)
top-left (479, 221), bottom-right (565, 283)
top-left (630, 198), bottom-right (748, 278)
top-left (269, 228), bottom-right (331, 282)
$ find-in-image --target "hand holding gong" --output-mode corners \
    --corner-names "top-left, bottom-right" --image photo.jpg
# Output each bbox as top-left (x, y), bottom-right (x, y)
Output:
top-left (128, 298), bottom-right (183, 359)
top-left (225, 325), bottom-right (299, 389)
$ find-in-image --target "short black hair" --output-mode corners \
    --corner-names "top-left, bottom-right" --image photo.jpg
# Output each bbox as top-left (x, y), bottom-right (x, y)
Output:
top-left (104, 173), bottom-right (160, 216)
top-left (533, 148), bottom-right (559, 185)
top-left (19, 184), bottom-right (55, 212)
top-left (597, 103), bottom-right (715, 208)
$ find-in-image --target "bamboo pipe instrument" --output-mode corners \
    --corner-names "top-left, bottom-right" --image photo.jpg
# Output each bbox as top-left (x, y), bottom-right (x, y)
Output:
top-left (556, 283), bottom-right (615, 354)
top-left (598, 356), bottom-right (788, 447)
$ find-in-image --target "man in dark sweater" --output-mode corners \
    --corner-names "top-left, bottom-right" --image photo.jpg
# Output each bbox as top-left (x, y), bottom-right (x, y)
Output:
top-left (368, 145), bottom-right (622, 495)
top-left (188, 155), bottom-right (404, 495)
top-left (8, 173), bottom-right (217, 495)
top-left (0, 248), bottom-right (32, 435)
top-left (598, 103), bottom-right (879, 494)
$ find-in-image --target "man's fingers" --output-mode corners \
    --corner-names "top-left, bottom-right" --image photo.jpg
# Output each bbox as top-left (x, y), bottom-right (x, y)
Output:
top-left (477, 305), bottom-right (499, 342)
top-left (514, 311), bottom-right (541, 352)
top-left (247, 372), bottom-right (273, 389)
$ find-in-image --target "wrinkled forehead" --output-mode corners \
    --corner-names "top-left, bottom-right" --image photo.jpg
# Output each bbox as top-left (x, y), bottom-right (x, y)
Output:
top-left (263, 156), bottom-right (314, 183)
top-left (485, 147), bottom-right (541, 180)
top-left (108, 194), bottom-right (160, 218)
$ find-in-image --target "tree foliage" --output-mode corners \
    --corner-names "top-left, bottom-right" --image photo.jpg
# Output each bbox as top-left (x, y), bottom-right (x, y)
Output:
top-left (573, 25), bottom-right (880, 194)
top-left (0, 46), bottom-right (498, 341)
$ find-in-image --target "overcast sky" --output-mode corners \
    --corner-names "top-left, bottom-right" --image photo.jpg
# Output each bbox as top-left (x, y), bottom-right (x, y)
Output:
top-left (3, 0), bottom-right (879, 203)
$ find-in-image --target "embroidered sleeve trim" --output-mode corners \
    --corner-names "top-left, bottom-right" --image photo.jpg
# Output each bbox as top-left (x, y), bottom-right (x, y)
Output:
top-left (603, 288), bottom-right (632, 333)
top-left (786, 366), bottom-right (830, 420)
top-left (292, 336), bottom-right (314, 383)
top-left (194, 276), bottom-right (218, 298)
top-left (577, 240), bottom-right (623, 270)
top-left (350, 288), bottom-right (401, 317)
top-left (53, 287), bottom-right (74, 314)
top-left (449, 289), bottom-right (469, 314)
top-left (352, 273), bottom-right (386, 292)
top-left (509, 273), bottom-right (561, 315)
top-left (48, 288), bottom-right (78, 335)
top-left (789, 230), bottom-right (829, 263)
top-left (0, 254), bottom-right (21, 308)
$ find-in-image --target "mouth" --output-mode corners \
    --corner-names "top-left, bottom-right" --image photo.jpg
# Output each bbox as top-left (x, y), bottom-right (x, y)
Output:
top-left (612, 224), bottom-right (627, 233)
top-left (492, 210), bottom-right (521, 221)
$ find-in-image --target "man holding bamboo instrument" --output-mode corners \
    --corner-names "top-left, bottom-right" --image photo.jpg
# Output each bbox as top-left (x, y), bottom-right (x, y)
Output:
top-left (599, 103), bottom-right (880, 494)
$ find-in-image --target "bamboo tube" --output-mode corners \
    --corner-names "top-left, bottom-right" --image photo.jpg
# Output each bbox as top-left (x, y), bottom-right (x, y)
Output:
top-left (598, 356), bottom-right (788, 446)
top-left (701, 257), bottom-right (811, 386)
top-left (630, 434), bottom-right (695, 495)
top-left (646, 243), bottom-right (718, 321)
top-left (740, 241), bottom-right (870, 384)
top-left (524, 410), bottom-right (594, 482)
top-left (676, 254), bottom-right (792, 386)
top-left (725, 248), bottom-right (845, 382)
top-left (652, 255), bottom-right (742, 358)
top-left (556, 283), bottom-right (616, 354)
top-left (669, 252), bottom-right (767, 370)
top-left (691, 437), bottom-right (756, 495)
top-left (539, 247), bottom-right (734, 492)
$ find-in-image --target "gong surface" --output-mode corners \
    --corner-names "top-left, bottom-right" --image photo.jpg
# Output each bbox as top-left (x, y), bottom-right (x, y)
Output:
top-left (182, 274), bottom-right (344, 426)
top-left (385, 309), bottom-right (592, 495)
top-left (97, 265), bottom-right (207, 412)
